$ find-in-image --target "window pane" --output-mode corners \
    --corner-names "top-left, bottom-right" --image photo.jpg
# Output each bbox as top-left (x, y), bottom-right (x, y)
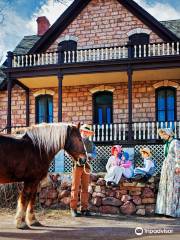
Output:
top-left (36, 95), bottom-right (53, 124)
top-left (167, 90), bottom-right (175, 110)
top-left (158, 111), bottom-right (165, 122)
top-left (47, 96), bottom-right (53, 123)
top-left (106, 107), bottom-right (111, 124)
top-left (95, 93), bottom-right (112, 105)
top-left (98, 108), bottom-right (103, 125)
top-left (158, 90), bottom-right (165, 110)
top-left (167, 110), bottom-right (174, 121)
top-left (37, 98), bottom-right (45, 123)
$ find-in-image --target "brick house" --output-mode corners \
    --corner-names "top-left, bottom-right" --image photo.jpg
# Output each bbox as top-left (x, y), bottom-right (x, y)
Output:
top-left (0, 0), bottom-right (180, 172)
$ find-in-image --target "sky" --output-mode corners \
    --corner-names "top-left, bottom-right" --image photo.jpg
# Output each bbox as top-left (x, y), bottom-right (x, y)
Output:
top-left (0, 0), bottom-right (180, 63)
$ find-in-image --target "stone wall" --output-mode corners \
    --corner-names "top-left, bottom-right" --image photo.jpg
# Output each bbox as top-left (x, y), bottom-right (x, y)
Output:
top-left (47, 0), bottom-right (162, 52)
top-left (38, 173), bottom-right (160, 216)
top-left (0, 80), bottom-right (180, 128)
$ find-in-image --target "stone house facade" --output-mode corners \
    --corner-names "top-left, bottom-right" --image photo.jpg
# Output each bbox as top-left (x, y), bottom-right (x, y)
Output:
top-left (0, 0), bottom-right (180, 168)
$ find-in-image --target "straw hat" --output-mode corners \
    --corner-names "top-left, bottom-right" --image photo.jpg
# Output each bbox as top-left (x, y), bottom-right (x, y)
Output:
top-left (80, 124), bottom-right (94, 135)
top-left (140, 147), bottom-right (152, 156)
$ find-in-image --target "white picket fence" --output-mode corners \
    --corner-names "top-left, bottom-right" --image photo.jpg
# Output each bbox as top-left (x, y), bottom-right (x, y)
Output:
top-left (12, 41), bottom-right (180, 67)
top-left (91, 121), bottom-right (180, 142)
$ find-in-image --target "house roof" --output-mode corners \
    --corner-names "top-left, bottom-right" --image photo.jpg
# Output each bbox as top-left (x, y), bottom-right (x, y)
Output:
top-left (1, 1), bottom-right (180, 90)
top-left (29, 0), bottom-right (180, 53)
top-left (13, 35), bottom-right (40, 55)
top-left (161, 19), bottom-right (180, 39)
top-left (0, 35), bottom-right (40, 90)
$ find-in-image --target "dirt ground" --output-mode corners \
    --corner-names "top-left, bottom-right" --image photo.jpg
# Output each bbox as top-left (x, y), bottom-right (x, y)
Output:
top-left (0, 209), bottom-right (179, 240)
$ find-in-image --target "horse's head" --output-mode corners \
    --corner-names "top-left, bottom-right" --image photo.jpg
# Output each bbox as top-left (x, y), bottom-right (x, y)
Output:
top-left (64, 124), bottom-right (87, 163)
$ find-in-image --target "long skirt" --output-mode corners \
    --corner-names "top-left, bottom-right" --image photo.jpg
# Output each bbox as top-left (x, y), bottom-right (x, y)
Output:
top-left (155, 158), bottom-right (180, 217)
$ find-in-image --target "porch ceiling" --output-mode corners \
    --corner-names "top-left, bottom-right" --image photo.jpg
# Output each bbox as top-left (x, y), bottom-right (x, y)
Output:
top-left (18, 68), bottom-right (180, 89)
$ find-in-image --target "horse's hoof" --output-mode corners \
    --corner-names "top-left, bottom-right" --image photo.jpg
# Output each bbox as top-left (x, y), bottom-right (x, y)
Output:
top-left (16, 222), bottom-right (29, 230)
top-left (29, 221), bottom-right (43, 227)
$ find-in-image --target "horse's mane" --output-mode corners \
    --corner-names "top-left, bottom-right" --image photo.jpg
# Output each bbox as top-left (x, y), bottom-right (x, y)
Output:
top-left (18, 123), bottom-right (73, 154)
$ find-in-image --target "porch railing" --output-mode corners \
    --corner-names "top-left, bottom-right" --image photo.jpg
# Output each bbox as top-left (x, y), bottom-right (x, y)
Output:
top-left (92, 121), bottom-right (180, 143)
top-left (10, 41), bottom-right (180, 68)
top-left (1, 121), bottom-right (180, 144)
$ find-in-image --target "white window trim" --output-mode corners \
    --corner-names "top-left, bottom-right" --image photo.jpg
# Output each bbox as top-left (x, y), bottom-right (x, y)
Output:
top-left (127, 28), bottom-right (151, 37)
top-left (33, 89), bottom-right (55, 97)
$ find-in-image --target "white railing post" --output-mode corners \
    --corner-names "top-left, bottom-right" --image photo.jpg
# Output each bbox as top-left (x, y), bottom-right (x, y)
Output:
top-left (123, 123), bottom-right (126, 141)
top-left (97, 125), bottom-right (100, 142)
top-left (134, 123), bottom-right (137, 140)
top-left (93, 125), bottom-right (96, 142)
top-left (114, 123), bottom-right (117, 141)
top-left (106, 124), bottom-right (109, 141)
top-left (110, 124), bottom-right (113, 141)
top-left (101, 124), bottom-right (104, 142)
top-left (174, 121), bottom-right (177, 138)
top-left (177, 42), bottom-right (179, 55)
top-left (147, 122), bottom-right (150, 139)
top-left (152, 122), bottom-right (155, 139)
top-left (134, 46), bottom-right (137, 58)
top-left (118, 123), bottom-right (121, 141)
top-left (138, 123), bottom-right (141, 140)
top-left (143, 122), bottom-right (146, 139)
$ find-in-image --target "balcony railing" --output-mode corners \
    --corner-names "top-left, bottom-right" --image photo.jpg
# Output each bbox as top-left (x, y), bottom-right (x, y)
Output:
top-left (1, 121), bottom-right (179, 144)
top-left (10, 41), bottom-right (180, 68)
top-left (91, 121), bottom-right (180, 143)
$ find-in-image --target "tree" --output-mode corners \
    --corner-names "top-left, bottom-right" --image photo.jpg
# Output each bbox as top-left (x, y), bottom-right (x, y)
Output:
top-left (54, 0), bottom-right (73, 6)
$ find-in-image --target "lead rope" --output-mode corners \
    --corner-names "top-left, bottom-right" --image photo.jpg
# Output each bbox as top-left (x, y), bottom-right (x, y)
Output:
top-left (83, 141), bottom-right (92, 175)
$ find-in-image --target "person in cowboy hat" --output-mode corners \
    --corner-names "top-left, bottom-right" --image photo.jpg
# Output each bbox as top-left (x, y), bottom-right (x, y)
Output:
top-left (70, 124), bottom-right (96, 217)
top-left (131, 147), bottom-right (155, 181)
top-left (155, 128), bottom-right (180, 218)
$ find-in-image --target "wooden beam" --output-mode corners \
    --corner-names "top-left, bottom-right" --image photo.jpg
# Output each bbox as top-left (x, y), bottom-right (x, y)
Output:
top-left (58, 72), bottom-right (63, 122)
top-left (127, 65), bottom-right (133, 142)
top-left (26, 89), bottom-right (30, 127)
top-left (7, 75), bottom-right (13, 133)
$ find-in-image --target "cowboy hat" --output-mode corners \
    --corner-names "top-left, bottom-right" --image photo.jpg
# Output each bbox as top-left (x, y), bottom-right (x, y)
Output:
top-left (80, 124), bottom-right (94, 135)
top-left (140, 147), bottom-right (152, 156)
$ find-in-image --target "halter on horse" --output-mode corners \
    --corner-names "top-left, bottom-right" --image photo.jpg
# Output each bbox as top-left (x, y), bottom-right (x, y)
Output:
top-left (0, 123), bottom-right (87, 229)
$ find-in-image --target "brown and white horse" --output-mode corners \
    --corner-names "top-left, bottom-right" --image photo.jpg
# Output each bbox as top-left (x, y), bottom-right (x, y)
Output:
top-left (0, 123), bottom-right (87, 229)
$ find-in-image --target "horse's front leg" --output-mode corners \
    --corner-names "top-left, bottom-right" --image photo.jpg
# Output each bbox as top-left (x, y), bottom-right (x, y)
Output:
top-left (26, 183), bottom-right (42, 226)
top-left (15, 182), bottom-right (32, 229)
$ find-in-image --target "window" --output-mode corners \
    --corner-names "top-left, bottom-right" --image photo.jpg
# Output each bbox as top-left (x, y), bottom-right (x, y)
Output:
top-left (156, 87), bottom-right (176, 122)
top-left (129, 33), bottom-right (149, 57)
top-left (35, 95), bottom-right (53, 123)
top-left (93, 91), bottom-right (113, 125)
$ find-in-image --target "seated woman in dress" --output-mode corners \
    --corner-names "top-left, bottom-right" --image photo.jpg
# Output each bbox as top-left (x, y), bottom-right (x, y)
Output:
top-left (132, 147), bottom-right (155, 181)
top-left (104, 145), bottom-right (133, 186)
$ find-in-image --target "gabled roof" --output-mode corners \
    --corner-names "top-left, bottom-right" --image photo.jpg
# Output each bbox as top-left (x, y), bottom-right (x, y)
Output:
top-left (29, 0), bottom-right (180, 53)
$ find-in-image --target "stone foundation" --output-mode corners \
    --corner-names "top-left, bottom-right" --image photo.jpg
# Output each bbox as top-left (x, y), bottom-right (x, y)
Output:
top-left (38, 173), bottom-right (160, 216)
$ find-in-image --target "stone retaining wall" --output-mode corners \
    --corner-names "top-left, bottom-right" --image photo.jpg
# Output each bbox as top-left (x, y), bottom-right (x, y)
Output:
top-left (38, 173), bottom-right (160, 216)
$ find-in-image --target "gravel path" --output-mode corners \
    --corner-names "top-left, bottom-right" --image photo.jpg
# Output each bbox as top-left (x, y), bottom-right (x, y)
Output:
top-left (0, 209), bottom-right (179, 240)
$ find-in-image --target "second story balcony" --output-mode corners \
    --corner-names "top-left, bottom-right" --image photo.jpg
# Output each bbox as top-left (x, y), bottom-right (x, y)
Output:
top-left (8, 41), bottom-right (180, 69)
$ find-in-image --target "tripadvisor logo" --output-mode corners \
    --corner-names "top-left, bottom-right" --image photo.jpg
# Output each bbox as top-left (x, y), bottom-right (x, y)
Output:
top-left (135, 227), bottom-right (144, 236)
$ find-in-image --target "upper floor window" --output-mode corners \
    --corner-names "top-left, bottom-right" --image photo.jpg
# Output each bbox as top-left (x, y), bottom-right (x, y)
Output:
top-left (129, 33), bottom-right (149, 57)
top-left (156, 87), bottom-right (176, 122)
top-left (93, 91), bottom-right (113, 125)
top-left (35, 94), bottom-right (53, 123)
